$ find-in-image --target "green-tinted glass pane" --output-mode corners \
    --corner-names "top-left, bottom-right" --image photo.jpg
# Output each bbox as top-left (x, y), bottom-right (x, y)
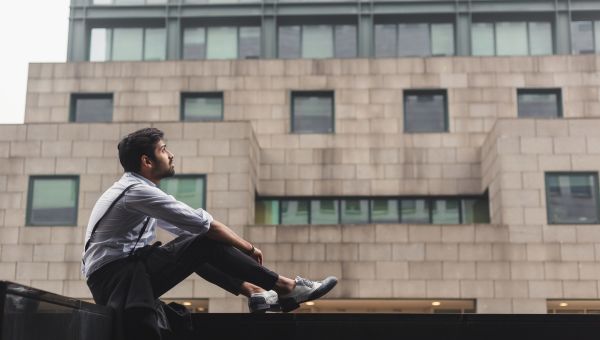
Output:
top-left (239, 26), bottom-right (261, 59)
top-left (398, 23), bottom-right (430, 57)
top-left (183, 28), bottom-right (206, 59)
top-left (334, 25), bottom-right (357, 58)
top-left (401, 199), bottom-right (429, 223)
top-left (404, 92), bottom-right (447, 133)
top-left (30, 178), bottom-right (78, 225)
top-left (432, 199), bottom-right (460, 224)
top-left (472, 23), bottom-right (494, 56)
top-left (595, 21), bottom-right (600, 53)
top-left (462, 198), bottom-right (490, 224)
top-left (74, 95), bottom-right (113, 122)
top-left (302, 25), bottom-right (334, 59)
top-left (370, 199), bottom-right (399, 223)
top-left (281, 200), bottom-right (309, 224)
top-left (518, 91), bottom-right (560, 118)
top-left (571, 21), bottom-right (594, 54)
top-left (431, 23), bottom-right (454, 56)
top-left (292, 93), bottom-right (333, 133)
top-left (93, 0), bottom-right (112, 4)
top-left (207, 27), bottom-right (237, 59)
top-left (160, 177), bottom-right (205, 209)
top-left (184, 95), bottom-right (223, 121)
top-left (255, 200), bottom-right (279, 224)
top-left (547, 174), bottom-right (599, 224)
top-left (113, 28), bottom-right (143, 61)
top-left (278, 26), bottom-right (301, 58)
top-left (341, 199), bottom-right (368, 224)
top-left (496, 22), bottom-right (528, 56)
top-left (311, 200), bottom-right (338, 225)
top-left (529, 22), bottom-right (552, 55)
top-left (144, 28), bottom-right (166, 60)
top-left (374, 24), bottom-right (397, 57)
top-left (90, 28), bottom-right (111, 61)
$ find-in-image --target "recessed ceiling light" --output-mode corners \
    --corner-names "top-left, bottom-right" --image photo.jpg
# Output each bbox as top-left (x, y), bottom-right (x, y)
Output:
top-left (432, 301), bottom-right (441, 306)
top-left (183, 301), bottom-right (192, 306)
top-left (559, 303), bottom-right (568, 307)
top-left (305, 301), bottom-right (315, 306)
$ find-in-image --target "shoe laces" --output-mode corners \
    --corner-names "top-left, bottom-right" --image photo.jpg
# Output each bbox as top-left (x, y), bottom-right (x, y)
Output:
top-left (296, 276), bottom-right (315, 288)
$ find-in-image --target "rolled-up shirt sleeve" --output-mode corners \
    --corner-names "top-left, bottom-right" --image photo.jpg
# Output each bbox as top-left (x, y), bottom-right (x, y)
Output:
top-left (124, 185), bottom-right (213, 236)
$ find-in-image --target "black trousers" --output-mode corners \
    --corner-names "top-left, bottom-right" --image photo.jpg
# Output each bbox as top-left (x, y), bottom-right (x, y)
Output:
top-left (87, 234), bottom-right (279, 340)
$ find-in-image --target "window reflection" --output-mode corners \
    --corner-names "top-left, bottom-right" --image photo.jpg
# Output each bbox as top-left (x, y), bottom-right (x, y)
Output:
top-left (546, 173), bottom-right (599, 224)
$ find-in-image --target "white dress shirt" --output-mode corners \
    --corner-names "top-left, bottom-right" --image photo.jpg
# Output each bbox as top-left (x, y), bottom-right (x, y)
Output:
top-left (81, 172), bottom-right (213, 279)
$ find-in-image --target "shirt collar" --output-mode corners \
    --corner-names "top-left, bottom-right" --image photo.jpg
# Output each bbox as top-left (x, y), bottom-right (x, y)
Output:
top-left (126, 172), bottom-right (157, 187)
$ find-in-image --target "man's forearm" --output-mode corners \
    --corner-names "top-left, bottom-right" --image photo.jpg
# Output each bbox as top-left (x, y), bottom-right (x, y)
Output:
top-left (205, 219), bottom-right (253, 253)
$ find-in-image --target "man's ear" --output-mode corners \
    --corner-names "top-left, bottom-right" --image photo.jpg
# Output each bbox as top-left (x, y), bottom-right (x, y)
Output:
top-left (140, 154), bottom-right (153, 170)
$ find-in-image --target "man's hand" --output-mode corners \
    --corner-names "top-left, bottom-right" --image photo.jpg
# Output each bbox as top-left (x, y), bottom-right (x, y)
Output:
top-left (249, 246), bottom-right (263, 265)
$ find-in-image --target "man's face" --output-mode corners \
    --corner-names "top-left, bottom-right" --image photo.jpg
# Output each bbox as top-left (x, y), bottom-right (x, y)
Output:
top-left (151, 139), bottom-right (175, 179)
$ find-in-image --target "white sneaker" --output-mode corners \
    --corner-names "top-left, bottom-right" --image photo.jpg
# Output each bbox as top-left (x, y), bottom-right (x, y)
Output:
top-left (278, 276), bottom-right (338, 313)
top-left (248, 290), bottom-right (280, 313)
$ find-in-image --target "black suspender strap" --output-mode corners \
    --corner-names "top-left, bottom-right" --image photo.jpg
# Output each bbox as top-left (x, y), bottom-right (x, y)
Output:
top-left (128, 216), bottom-right (150, 257)
top-left (84, 183), bottom-right (139, 254)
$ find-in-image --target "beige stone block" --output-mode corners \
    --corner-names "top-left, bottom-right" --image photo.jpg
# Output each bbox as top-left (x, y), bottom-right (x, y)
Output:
top-left (529, 280), bottom-right (563, 298)
top-left (392, 280), bottom-right (426, 298)
top-left (55, 158), bottom-right (87, 173)
top-left (64, 280), bottom-right (92, 299)
top-left (25, 158), bottom-right (56, 174)
top-left (51, 227), bottom-right (84, 244)
top-left (193, 278), bottom-right (228, 298)
top-left (31, 280), bottom-right (64, 295)
top-left (359, 244), bottom-right (391, 261)
top-left (32, 245), bottom-right (65, 262)
top-left (58, 124), bottom-right (90, 141)
top-left (1, 245), bottom-right (33, 261)
top-left (501, 190), bottom-right (539, 208)
top-left (559, 243), bottom-right (594, 261)
top-left (89, 124), bottom-right (121, 141)
top-left (209, 297), bottom-right (245, 313)
top-left (309, 225), bottom-right (342, 243)
top-left (425, 244), bottom-right (458, 261)
top-left (565, 281), bottom-right (598, 299)
top-left (409, 262), bottom-right (442, 279)
top-left (571, 155), bottom-right (600, 169)
top-left (342, 262), bottom-right (375, 279)
top-left (476, 262), bottom-right (510, 280)
top-left (16, 262), bottom-right (47, 280)
top-left (162, 280), bottom-right (194, 299)
top-left (459, 244), bottom-right (492, 261)
top-left (569, 119), bottom-right (599, 136)
top-left (0, 228), bottom-right (19, 244)
top-left (522, 207), bottom-right (546, 225)
top-left (443, 262), bottom-right (475, 280)
top-left (10, 141), bottom-right (41, 157)
top-left (277, 225), bottom-right (309, 243)
top-left (375, 224), bottom-right (408, 243)
top-left (553, 137), bottom-right (586, 154)
top-left (292, 244), bottom-right (325, 261)
top-left (535, 120), bottom-right (569, 137)
top-left (307, 262), bottom-right (343, 280)
top-left (520, 137), bottom-right (552, 154)
top-left (510, 299), bottom-right (546, 313)
top-left (72, 141), bottom-right (104, 157)
top-left (580, 263), bottom-right (600, 279)
top-left (577, 225), bottom-right (600, 242)
top-left (86, 158), bottom-right (119, 174)
top-left (358, 280), bottom-right (392, 298)
top-left (542, 225), bottom-right (576, 242)
top-left (210, 191), bottom-right (248, 209)
top-left (492, 244), bottom-right (527, 261)
top-left (460, 280), bottom-right (494, 298)
top-left (510, 262), bottom-right (544, 280)
top-left (80, 78), bottom-right (107, 92)
top-left (48, 262), bottom-right (83, 280)
top-left (247, 225), bottom-right (276, 243)
top-left (477, 298), bottom-right (512, 313)
top-left (325, 244), bottom-right (358, 261)
top-left (408, 226), bottom-right (441, 242)
top-left (182, 157), bottom-right (213, 173)
top-left (342, 225), bottom-right (375, 243)
top-left (41, 141), bottom-right (72, 157)
top-left (375, 261), bottom-right (409, 280)
top-left (0, 263), bottom-right (16, 280)
top-left (544, 262), bottom-right (579, 280)
top-left (392, 244), bottom-right (425, 261)
top-left (382, 75), bottom-right (411, 88)
top-left (508, 224), bottom-right (542, 243)
top-left (526, 244), bottom-right (561, 261)
top-left (4, 209), bottom-right (25, 226)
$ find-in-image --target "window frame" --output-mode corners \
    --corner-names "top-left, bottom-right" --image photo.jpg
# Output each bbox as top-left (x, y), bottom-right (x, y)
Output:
top-left (26, 175), bottom-right (80, 227)
top-left (471, 20), bottom-right (555, 56)
top-left (69, 93), bottom-right (114, 122)
top-left (290, 90), bottom-right (335, 134)
top-left (517, 88), bottom-right (563, 118)
top-left (180, 92), bottom-right (224, 122)
top-left (88, 25), bottom-right (167, 62)
top-left (373, 20), bottom-right (456, 58)
top-left (181, 25), bottom-right (262, 60)
top-left (403, 89), bottom-right (449, 133)
top-left (159, 174), bottom-right (207, 210)
top-left (545, 172), bottom-right (600, 225)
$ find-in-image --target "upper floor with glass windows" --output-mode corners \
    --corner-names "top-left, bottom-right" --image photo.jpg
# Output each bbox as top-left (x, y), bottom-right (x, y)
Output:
top-left (68, 0), bottom-right (600, 61)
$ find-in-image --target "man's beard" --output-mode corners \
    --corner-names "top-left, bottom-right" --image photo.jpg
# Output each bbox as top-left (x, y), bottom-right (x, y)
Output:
top-left (156, 163), bottom-right (175, 179)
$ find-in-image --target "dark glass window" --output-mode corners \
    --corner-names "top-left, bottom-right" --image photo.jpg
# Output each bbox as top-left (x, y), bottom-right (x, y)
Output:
top-left (517, 89), bottom-right (562, 118)
top-left (90, 27), bottom-right (166, 61)
top-left (341, 199), bottom-right (369, 224)
top-left (181, 92), bottom-right (223, 121)
top-left (404, 90), bottom-right (448, 133)
top-left (400, 199), bottom-right (430, 224)
top-left (281, 200), bottom-right (309, 225)
top-left (255, 200), bottom-right (279, 225)
top-left (239, 26), bottom-right (261, 59)
top-left (183, 27), bottom-right (206, 59)
top-left (278, 26), bottom-right (301, 58)
top-left (70, 93), bottom-right (113, 122)
top-left (27, 176), bottom-right (79, 226)
top-left (292, 91), bottom-right (334, 134)
top-left (472, 21), bottom-right (552, 56)
top-left (432, 199), bottom-right (460, 224)
top-left (160, 176), bottom-right (206, 209)
top-left (279, 25), bottom-right (357, 59)
top-left (571, 21), bottom-right (596, 54)
top-left (461, 197), bottom-right (490, 223)
top-left (370, 199), bottom-right (399, 223)
top-left (335, 25), bottom-right (358, 58)
top-left (311, 199), bottom-right (339, 225)
top-left (374, 24), bottom-right (397, 57)
top-left (398, 23), bottom-right (430, 57)
top-left (375, 23), bottom-right (454, 58)
top-left (183, 26), bottom-right (261, 60)
top-left (546, 173), bottom-right (600, 224)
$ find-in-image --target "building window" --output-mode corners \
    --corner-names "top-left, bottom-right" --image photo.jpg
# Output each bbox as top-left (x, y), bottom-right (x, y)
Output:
top-left (472, 21), bottom-right (553, 56)
top-left (291, 91), bottom-right (334, 134)
top-left (92, 0), bottom-right (168, 4)
top-left (182, 26), bottom-right (260, 60)
top-left (90, 27), bottom-right (166, 61)
top-left (404, 90), bottom-right (448, 133)
top-left (278, 25), bottom-right (357, 59)
top-left (70, 93), bottom-right (113, 122)
top-left (27, 176), bottom-right (79, 226)
top-left (374, 23), bottom-right (454, 57)
top-left (517, 89), bottom-right (562, 118)
top-left (181, 93), bottom-right (223, 121)
top-left (159, 175), bottom-right (206, 210)
top-left (571, 20), bottom-right (600, 54)
top-left (546, 173), bottom-right (600, 224)
top-left (255, 195), bottom-right (490, 225)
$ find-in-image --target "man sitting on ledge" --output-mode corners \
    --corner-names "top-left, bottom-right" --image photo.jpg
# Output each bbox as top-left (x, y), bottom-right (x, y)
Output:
top-left (81, 127), bottom-right (337, 339)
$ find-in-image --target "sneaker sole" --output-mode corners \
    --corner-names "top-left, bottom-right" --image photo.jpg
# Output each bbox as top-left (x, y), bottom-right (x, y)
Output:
top-left (279, 276), bottom-right (338, 313)
top-left (249, 296), bottom-right (281, 314)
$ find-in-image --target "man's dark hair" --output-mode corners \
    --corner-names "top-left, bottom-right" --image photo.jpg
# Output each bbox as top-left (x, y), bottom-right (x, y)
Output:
top-left (117, 128), bottom-right (164, 173)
